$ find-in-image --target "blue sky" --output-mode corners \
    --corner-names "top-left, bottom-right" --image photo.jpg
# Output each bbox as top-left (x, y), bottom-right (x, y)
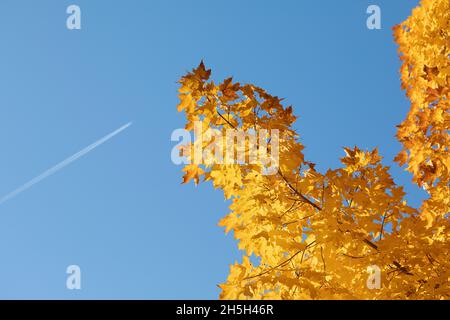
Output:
top-left (0, 0), bottom-right (423, 299)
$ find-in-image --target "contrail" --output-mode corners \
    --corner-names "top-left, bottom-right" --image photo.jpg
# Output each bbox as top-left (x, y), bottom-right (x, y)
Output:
top-left (0, 122), bottom-right (132, 205)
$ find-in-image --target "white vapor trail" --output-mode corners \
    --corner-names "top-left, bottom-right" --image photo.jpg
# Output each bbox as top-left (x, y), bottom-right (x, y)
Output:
top-left (0, 122), bottom-right (132, 205)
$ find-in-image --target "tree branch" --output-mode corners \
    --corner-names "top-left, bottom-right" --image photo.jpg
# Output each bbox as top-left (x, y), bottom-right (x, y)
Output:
top-left (244, 241), bottom-right (317, 280)
top-left (278, 169), bottom-right (322, 211)
top-left (379, 211), bottom-right (388, 240)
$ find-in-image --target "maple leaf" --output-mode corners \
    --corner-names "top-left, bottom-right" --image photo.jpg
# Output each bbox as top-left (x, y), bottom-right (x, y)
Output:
top-left (181, 164), bottom-right (205, 185)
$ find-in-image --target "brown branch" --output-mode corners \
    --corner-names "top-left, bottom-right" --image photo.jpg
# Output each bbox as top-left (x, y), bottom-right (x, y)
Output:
top-left (363, 239), bottom-right (415, 276)
top-left (283, 214), bottom-right (315, 227)
top-left (217, 110), bottom-right (236, 129)
top-left (393, 261), bottom-right (414, 276)
top-left (279, 199), bottom-right (300, 219)
top-left (379, 211), bottom-right (388, 240)
top-left (363, 238), bottom-right (379, 250)
top-left (278, 169), bottom-right (322, 211)
top-left (341, 253), bottom-right (369, 259)
top-left (244, 241), bottom-right (317, 280)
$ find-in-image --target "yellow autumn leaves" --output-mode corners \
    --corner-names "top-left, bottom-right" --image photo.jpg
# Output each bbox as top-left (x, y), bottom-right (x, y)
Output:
top-left (393, 0), bottom-right (449, 229)
top-left (177, 0), bottom-right (449, 300)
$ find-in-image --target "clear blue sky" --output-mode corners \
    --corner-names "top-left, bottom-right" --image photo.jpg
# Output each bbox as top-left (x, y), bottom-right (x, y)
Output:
top-left (0, 0), bottom-right (424, 299)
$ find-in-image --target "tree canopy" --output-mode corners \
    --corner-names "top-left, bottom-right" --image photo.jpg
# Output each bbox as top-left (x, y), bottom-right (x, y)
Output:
top-left (177, 0), bottom-right (449, 299)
